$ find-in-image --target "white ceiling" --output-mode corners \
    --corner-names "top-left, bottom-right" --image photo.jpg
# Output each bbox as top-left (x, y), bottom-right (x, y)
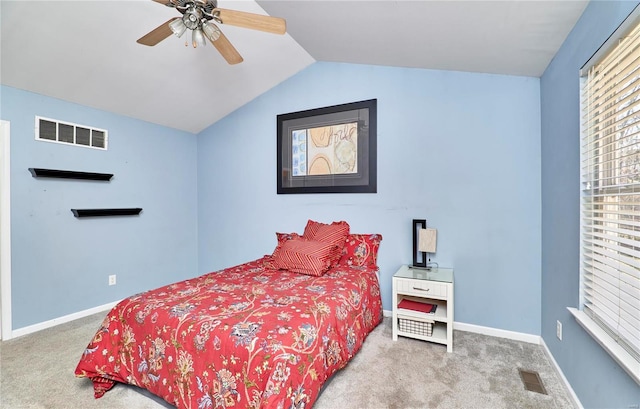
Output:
top-left (1, 0), bottom-right (588, 134)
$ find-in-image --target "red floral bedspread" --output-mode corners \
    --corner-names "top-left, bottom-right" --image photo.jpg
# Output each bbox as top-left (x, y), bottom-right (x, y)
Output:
top-left (75, 256), bottom-right (382, 408)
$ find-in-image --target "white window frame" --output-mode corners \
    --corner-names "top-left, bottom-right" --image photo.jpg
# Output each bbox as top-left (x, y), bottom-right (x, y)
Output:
top-left (35, 116), bottom-right (108, 150)
top-left (570, 5), bottom-right (640, 386)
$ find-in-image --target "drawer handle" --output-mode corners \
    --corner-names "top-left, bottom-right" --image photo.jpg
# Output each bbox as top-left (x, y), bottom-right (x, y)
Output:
top-left (412, 287), bottom-right (429, 291)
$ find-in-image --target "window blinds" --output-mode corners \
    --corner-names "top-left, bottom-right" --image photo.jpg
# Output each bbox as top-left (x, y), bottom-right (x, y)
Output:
top-left (581, 19), bottom-right (640, 362)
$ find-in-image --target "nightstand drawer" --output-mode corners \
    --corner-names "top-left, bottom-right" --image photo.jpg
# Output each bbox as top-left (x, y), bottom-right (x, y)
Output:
top-left (395, 278), bottom-right (446, 297)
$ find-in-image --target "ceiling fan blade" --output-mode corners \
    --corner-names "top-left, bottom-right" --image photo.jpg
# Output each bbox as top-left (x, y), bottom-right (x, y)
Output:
top-left (210, 32), bottom-right (244, 65)
top-left (215, 8), bottom-right (286, 35)
top-left (137, 18), bottom-right (178, 46)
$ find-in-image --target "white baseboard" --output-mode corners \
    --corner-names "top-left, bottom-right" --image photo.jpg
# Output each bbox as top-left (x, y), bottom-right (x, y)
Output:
top-left (453, 321), bottom-right (542, 344)
top-left (9, 300), bottom-right (120, 339)
top-left (541, 337), bottom-right (583, 409)
top-left (384, 309), bottom-right (540, 344)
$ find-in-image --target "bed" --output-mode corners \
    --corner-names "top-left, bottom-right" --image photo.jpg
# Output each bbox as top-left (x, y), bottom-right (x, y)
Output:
top-left (75, 220), bottom-right (382, 408)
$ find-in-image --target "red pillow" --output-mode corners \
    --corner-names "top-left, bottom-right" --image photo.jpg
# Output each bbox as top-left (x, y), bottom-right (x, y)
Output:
top-left (271, 238), bottom-right (339, 276)
top-left (338, 234), bottom-right (383, 267)
top-left (272, 232), bottom-right (302, 258)
top-left (302, 220), bottom-right (350, 265)
top-left (276, 232), bottom-right (301, 243)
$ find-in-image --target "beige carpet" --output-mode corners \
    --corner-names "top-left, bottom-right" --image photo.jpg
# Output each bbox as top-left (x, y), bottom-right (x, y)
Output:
top-left (0, 313), bottom-right (576, 409)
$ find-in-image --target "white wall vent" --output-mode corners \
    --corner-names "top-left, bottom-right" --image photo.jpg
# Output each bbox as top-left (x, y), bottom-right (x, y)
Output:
top-left (35, 116), bottom-right (108, 150)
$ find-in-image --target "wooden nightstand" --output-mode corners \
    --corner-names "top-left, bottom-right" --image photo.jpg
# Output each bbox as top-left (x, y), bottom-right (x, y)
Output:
top-left (392, 265), bottom-right (454, 352)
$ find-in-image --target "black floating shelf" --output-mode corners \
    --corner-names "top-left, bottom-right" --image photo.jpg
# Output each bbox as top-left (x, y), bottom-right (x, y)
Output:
top-left (29, 168), bottom-right (113, 181)
top-left (71, 208), bottom-right (142, 218)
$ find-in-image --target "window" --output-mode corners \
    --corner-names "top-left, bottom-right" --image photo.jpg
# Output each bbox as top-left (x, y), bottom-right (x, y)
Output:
top-left (577, 9), bottom-right (640, 384)
top-left (35, 116), bottom-right (107, 150)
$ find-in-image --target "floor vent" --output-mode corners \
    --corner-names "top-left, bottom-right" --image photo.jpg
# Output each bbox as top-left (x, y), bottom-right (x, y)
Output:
top-left (518, 369), bottom-right (547, 395)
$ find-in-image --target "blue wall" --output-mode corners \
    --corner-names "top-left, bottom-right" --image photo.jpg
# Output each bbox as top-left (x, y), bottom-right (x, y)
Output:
top-left (541, 1), bottom-right (640, 408)
top-left (1, 85), bottom-right (199, 329)
top-left (197, 62), bottom-right (543, 335)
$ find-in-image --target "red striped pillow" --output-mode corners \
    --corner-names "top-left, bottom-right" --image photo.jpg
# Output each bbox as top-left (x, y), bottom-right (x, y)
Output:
top-left (272, 238), bottom-right (339, 276)
top-left (303, 220), bottom-right (350, 265)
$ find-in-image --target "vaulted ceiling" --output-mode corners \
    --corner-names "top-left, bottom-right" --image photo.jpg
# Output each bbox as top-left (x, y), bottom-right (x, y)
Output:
top-left (1, 1), bottom-right (589, 133)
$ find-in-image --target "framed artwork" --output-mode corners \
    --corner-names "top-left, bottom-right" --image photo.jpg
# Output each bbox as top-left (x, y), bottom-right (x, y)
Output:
top-left (277, 99), bottom-right (377, 194)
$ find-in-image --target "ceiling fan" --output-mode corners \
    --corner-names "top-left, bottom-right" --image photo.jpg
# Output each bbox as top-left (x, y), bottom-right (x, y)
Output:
top-left (137, 0), bottom-right (286, 65)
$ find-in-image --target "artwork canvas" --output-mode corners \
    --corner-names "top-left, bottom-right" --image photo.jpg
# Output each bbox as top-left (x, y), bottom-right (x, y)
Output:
top-left (292, 123), bottom-right (358, 177)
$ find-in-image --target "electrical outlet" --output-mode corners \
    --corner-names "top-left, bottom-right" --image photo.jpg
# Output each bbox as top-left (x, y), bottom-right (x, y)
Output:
top-left (556, 320), bottom-right (563, 340)
top-left (108, 275), bottom-right (116, 286)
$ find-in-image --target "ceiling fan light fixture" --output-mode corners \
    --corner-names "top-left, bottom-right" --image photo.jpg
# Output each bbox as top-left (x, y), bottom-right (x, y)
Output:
top-left (202, 22), bottom-right (221, 42)
top-left (183, 6), bottom-right (202, 30)
top-left (192, 28), bottom-right (206, 48)
top-left (169, 18), bottom-right (187, 38)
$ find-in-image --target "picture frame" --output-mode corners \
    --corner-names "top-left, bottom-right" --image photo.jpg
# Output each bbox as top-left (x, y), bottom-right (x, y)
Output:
top-left (277, 99), bottom-right (377, 194)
